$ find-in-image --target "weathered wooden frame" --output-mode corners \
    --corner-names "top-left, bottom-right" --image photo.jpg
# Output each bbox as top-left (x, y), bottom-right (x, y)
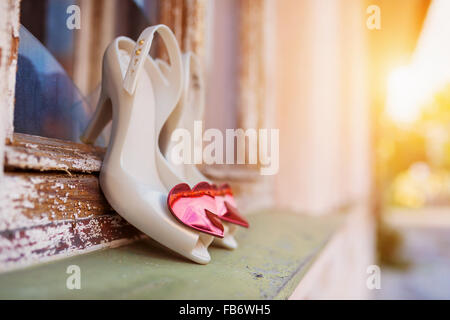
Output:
top-left (0, 0), bottom-right (20, 165)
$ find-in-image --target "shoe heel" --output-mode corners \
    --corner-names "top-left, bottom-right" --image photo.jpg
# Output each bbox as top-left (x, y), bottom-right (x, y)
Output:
top-left (80, 90), bottom-right (112, 144)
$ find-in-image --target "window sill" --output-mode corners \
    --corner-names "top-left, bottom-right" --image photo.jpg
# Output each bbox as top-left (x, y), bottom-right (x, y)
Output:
top-left (0, 210), bottom-right (343, 299)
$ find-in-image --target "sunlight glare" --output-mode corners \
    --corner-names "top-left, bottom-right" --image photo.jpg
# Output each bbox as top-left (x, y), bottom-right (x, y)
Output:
top-left (386, 66), bottom-right (424, 124)
top-left (386, 65), bottom-right (436, 124)
top-left (386, 0), bottom-right (450, 125)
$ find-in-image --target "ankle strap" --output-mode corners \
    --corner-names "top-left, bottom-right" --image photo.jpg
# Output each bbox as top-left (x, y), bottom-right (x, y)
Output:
top-left (123, 25), bottom-right (182, 95)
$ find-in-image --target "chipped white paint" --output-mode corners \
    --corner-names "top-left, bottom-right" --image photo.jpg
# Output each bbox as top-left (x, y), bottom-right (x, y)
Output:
top-left (5, 147), bottom-right (69, 170)
top-left (0, 169), bottom-right (144, 272)
top-left (4, 146), bottom-right (102, 173)
top-left (0, 0), bottom-right (20, 142)
top-left (24, 143), bottom-right (38, 149)
top-left (0, 232), bottom-right (145, 273)
top-left (60, 156), bottom-right (102, 172)
top-left (0, 0), bottom-right (20, 185)
top-left (0, 174), bottom-right (50, 231)
top-left (0, 173), bottom-right (107, 231)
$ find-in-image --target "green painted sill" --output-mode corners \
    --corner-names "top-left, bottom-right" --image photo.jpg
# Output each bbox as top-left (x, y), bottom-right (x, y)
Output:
top-left (0, 210), bottom-right (343, 299)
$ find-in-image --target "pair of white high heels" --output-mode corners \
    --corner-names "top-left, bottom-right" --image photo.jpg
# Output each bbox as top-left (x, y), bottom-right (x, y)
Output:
top-left (81, 25), bottom-right (248, 264)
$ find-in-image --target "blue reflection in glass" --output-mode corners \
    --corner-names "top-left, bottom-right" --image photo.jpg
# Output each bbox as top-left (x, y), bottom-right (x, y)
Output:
top-left (14, 25), bottom-right (91, 142)
top-left (45, 0), bottom-right (75, 75)
top-left (15, 0), bottom-right (153, 144)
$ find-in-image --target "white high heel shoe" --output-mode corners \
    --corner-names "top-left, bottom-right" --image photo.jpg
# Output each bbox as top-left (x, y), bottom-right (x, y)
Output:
top-left (81, 25), bottom-right (213, 264)
top-left (157, 53), bottom-right (239, 249)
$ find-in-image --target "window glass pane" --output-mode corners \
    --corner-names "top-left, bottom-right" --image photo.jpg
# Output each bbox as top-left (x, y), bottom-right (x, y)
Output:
top-left (14, 26), bottom-right (90, 141)
top-left (15, 0), bottom-right (152, 142)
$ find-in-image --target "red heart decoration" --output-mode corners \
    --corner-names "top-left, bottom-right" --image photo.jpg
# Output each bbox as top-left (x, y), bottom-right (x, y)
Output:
top-left (212, 183), bottom-right (249, 228)
top-left (167, 182), bottom-right (224, 238)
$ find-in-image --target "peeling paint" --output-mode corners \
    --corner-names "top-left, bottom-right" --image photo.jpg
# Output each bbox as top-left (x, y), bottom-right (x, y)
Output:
top-left (4, 133), bottom-right (105, 174)
top-left (0, 215), bottom-right (144, 272)
top-left (0, 172), bottom-right (113, 231)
